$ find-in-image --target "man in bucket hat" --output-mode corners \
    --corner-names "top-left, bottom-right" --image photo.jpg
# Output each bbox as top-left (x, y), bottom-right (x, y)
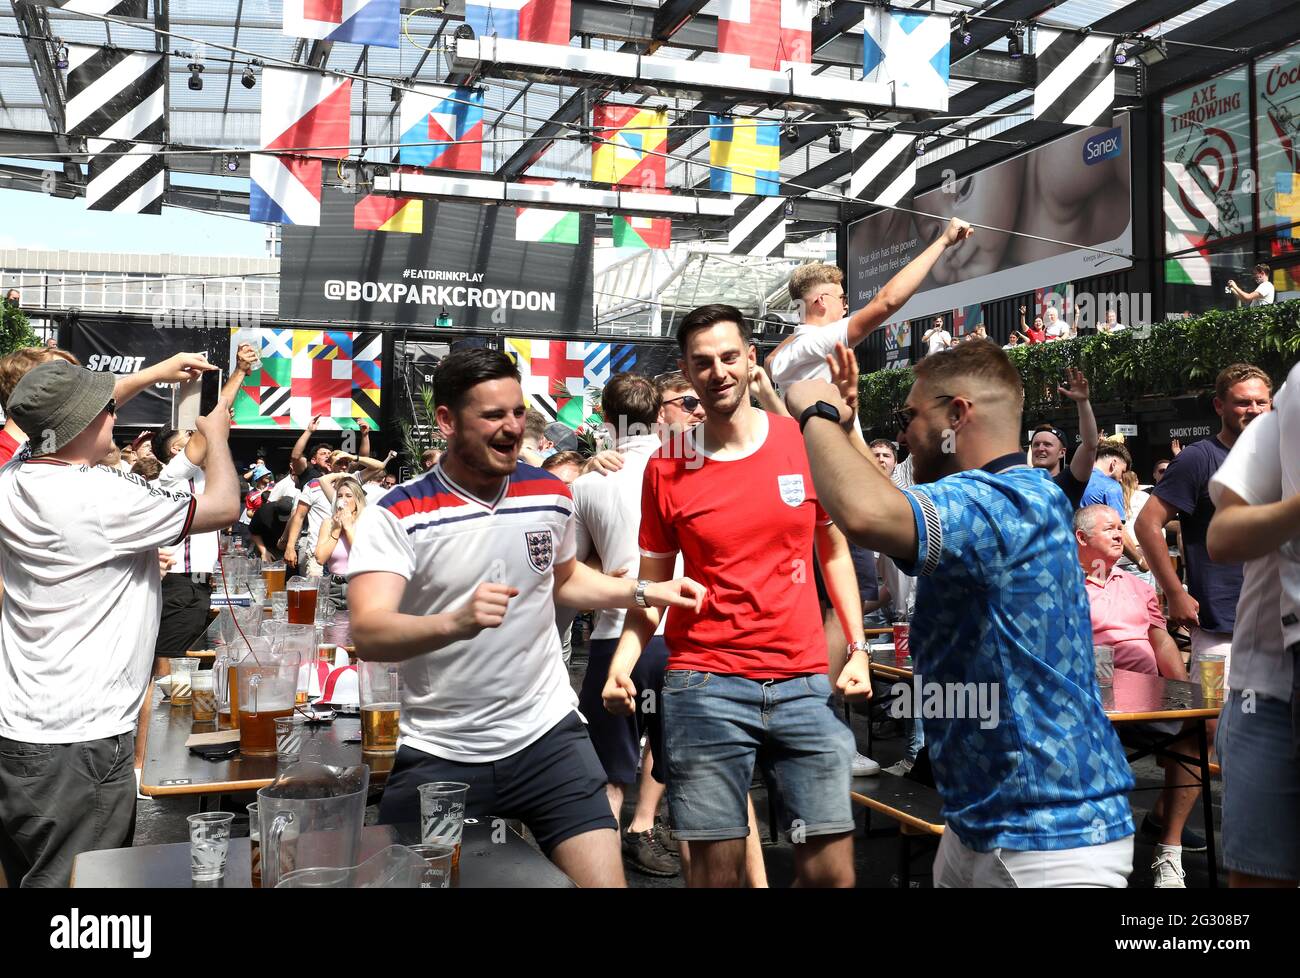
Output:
top-left (0, 360), bottom-right (241, 887)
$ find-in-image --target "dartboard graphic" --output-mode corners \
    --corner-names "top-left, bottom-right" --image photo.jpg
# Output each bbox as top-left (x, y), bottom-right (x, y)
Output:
top-left (1170, 125), bottom-right (1248, 241)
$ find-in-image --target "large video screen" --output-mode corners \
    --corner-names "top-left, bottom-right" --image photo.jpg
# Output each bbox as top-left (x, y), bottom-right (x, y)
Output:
top-left (846, 116), bottom-right (1133, 323)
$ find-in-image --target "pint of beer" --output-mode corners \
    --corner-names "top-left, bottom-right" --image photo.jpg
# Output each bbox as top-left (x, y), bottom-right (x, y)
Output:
top-left (287, 578), bottom-right (318, 625)
top-left (358, 661), bottom-right (402, 755)
top-left (262, 561), bottom-right (287, 596)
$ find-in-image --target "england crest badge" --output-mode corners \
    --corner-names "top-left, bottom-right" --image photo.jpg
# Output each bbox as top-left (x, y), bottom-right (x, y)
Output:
top-left (525, 529), bottom-right (554, 573)
top-left (778, 474), bottom-right (805, 507)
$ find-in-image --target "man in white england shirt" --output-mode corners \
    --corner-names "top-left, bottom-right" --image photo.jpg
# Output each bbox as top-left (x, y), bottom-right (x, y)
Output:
top-left (347, 349), bottom-right (704, 888)
top-left (0, 361), bottom-right (239, 886)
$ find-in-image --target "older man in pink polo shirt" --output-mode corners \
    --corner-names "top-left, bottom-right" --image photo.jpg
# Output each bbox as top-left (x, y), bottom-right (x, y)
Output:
top-left (1074, 503), bottom-right (1205, 889)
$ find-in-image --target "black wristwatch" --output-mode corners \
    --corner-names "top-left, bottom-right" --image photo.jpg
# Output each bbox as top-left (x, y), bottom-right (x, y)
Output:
top-left (799, 400), bottom-right (842, 432)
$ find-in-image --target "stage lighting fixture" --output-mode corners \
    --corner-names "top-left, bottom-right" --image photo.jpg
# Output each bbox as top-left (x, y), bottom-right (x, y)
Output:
top-left (453, 23), bottom-right (474, 42)
top-left (1137, 37), bottom-right (1168, 66)
top-left (188, 63), bottom-right (204, 91)
top-left (783, 122), bottom-right (800, 143)
top-left (818, 1), bottom-right (832, 26)
top-left (1113, 38), bottom-right (1131, 66)
top-left (954, 13), bottom-right (973, 47)
top-left (784, 199), bottom-right (795, 218)
top-left (221, 153), bottom-right (239, 172)
top-left (827, 126), bottom-right (841, 154)
top-left (241, 63), bottom-right (256, 88)
top-left (915, 137), bottom-right (929, 157)
top-left (1007, 23), bottom-right (1024, 60)
top-left (55, 41), bottom-right (69, 70)
top-left (436, 308), bottom-right (453, 328)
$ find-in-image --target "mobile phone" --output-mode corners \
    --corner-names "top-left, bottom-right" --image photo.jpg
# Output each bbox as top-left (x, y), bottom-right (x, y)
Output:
top-left (171, 374), bottom-right (203, 430)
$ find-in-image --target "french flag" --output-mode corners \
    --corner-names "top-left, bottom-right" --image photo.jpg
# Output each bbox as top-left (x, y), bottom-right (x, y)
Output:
top-left (283, 0), bottom-right (399, 48)
top-left (464, 0), bottom-right (571, 45)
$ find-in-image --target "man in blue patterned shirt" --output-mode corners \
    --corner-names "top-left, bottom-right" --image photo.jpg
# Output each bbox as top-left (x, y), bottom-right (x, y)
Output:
top-left (787, 339), bottom-right (1135, 887)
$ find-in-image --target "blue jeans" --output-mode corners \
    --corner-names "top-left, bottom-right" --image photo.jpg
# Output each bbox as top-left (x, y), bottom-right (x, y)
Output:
top-left (661, 671), bottom-right (855, 842)
top-left (1216, 689), bottom-right (1300, 881)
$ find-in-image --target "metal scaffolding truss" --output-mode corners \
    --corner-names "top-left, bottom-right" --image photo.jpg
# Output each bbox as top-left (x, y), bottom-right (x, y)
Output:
top-left (0, 0), bottom-right (1288, 235)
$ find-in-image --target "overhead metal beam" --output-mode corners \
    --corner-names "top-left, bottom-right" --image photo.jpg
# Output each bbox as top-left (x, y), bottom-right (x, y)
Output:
top-left (493, 0), bottom-right (712, 180)
top-left (1145, 0), bottom-right (1296, 95)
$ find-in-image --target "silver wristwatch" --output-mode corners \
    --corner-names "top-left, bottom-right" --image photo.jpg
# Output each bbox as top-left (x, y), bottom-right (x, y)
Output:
top-left (846, 641), bottom-right (870, 657)
top-left (634, 580), bottom-right (650, 608)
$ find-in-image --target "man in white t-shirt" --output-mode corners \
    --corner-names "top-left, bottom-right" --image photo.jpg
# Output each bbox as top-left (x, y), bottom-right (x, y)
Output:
top-left (152, 343), bottom-right (257, 657)
top-left (1228, 264), bottom-right (1276, 307)
top-left (347, 349), bottom-right (704, 888)
top-left (1206, 373), bottom-right (1298, 888)
top-left (766, 218), bottom-right (973, 411)
top-left (0, 360), bottom-right (239, 887)
top-left (923, 317), bottom-right (953, 355)
top-left (268, 470), bottom-right (299, 504)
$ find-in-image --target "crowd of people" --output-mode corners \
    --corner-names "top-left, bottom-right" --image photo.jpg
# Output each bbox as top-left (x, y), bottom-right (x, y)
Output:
top-left (0, 218), bottom-right (1294, 891)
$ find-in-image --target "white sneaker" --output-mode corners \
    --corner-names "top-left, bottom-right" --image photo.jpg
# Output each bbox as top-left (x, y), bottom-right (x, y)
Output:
top-left (851, 752), bottom-right (881, 777)
top-left (883, 758), bottom-right (914, 777)
top-left (1151, 847), bottom-right (1186, 888)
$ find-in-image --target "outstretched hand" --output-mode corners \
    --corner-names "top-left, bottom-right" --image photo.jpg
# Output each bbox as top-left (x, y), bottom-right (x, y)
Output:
top-left (1057, 366), bottom-right (1090, 403)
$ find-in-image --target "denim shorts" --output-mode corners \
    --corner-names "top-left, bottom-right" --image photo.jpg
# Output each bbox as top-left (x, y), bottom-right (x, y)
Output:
top-left (1216, 689), bottom-right (1300, 882)
top-left (661, 670), bottom-right (855, 842)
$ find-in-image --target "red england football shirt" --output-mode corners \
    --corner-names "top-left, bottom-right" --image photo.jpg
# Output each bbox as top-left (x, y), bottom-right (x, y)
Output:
top-left (639, 411), bottom-right (831, 679)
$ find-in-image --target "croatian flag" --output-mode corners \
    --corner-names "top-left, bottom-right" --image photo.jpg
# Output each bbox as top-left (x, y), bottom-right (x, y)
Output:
top-left (399, 85), bottom-right (485, 171)
top-left (283, 0), bottom-right (400, 48)
top-left (464, 0), bottom-right (571, 45)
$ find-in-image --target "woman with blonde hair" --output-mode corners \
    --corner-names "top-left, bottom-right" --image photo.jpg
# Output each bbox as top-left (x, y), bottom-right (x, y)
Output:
top-left (1117, 466), bottom-right (1155, 586)
top-left (314, 475), bottom-right (366, 608)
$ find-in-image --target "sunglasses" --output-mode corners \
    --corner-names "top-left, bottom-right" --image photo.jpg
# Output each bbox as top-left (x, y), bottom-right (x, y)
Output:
top-left (892, 394), bottom-right (953, 433)
top-left (662, 394), bottom-right (701, 412)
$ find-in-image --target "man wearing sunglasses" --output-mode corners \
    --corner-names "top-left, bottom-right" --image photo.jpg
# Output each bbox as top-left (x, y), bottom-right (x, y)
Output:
top-left (787, 340), bottom-right (1136, 887)
top-left (0, 361), bottom-right (241, 886)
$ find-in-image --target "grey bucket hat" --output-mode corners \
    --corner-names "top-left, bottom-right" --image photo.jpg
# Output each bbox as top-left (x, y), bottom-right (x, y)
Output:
top-left (8, 359), bottom-right (116, 456)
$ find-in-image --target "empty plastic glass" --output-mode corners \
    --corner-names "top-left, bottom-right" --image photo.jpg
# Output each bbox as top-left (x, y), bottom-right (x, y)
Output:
top-left (187, 812), bottom-right (235, 881)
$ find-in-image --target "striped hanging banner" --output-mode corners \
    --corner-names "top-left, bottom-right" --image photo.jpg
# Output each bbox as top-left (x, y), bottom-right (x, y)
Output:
top-left (1033, 28), bottom-right (1116, 127)
top-left (726, 195), bottom-right (785, 257)
top-left (848, 130), bottom-right (915, 205)
top-left (65, 44), bottom-right (166, 214)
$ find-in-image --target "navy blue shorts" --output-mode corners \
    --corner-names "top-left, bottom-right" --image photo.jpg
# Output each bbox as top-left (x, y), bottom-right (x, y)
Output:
top-left (578, 637), bottom-right (668, 785)
top-left (376, 712), bottom-right (617, 854)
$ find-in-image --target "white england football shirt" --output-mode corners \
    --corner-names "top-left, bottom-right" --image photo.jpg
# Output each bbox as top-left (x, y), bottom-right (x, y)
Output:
top-left (158, 452), bottom-right (218, 574)
top-left (0, 460), bottom-right (195, 742)
top-left (348, 462), bottom-right (579, 762)
top-left (298, 479), bottom-right (334, 545)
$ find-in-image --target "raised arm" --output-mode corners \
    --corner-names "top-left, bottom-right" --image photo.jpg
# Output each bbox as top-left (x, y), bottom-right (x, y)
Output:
top-left (357, 421), bottom-right (371, 460)
top-left (1060, 368), bottom-right (1098, 484)
top-left (843, 218), bottom-right (973, 345)
top-left (289, 416), bottom-right (321, 476)
top-left (114, 352), bottom-right (216, 407)
top-left (187, 399), bottom-right (241, 534)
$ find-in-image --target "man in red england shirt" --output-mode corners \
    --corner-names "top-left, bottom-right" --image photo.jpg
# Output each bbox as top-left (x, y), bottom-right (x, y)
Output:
top-left (603, 303), bottom-right (873, 888)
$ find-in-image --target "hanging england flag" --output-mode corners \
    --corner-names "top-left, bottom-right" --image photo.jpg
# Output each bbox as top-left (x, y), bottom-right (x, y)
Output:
top-left (715, 0), bottom-right (814, 72)
top-left (708, 117), bottom-right (780, 196)
top-left (862, 10), bottom-right (950, 111)
top-left (282, 0), bottom-right (399, 48)
top-left (399, 85), bottom-right (485, 171)
top-left (464, 0), bottom-right (571, 44)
